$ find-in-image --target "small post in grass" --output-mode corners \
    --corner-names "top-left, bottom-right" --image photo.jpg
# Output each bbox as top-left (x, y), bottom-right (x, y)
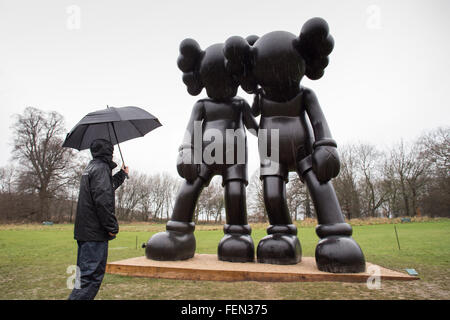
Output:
top-left (135, 236), bottom-right (138, 250)
top-left (394, 225), bottom-right (401, 250)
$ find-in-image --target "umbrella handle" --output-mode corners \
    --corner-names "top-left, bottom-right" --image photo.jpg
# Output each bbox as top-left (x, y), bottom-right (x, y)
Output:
top-left (111, 122), bottom-right (129, 179)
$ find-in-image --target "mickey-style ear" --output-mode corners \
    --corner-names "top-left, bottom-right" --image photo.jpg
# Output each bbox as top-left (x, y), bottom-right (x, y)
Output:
top-left (177, 38), bottom-right (205, 96)
top-left (296, 17), bottom-right (334, 80)
top-left (182, 72), bottom-right (203, 96)
top-left (177, 38), bottom-right (203, 73)
top-left (245, 35), bottom-right (259, 46)
top-left (224, 35), bottom-right (258, 93)
top-left (224, 36), bottom-right (251, 74)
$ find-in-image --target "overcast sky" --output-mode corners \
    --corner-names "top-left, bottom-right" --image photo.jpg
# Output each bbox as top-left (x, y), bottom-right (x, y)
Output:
top-left (1, 0), bottom-right (449, 178)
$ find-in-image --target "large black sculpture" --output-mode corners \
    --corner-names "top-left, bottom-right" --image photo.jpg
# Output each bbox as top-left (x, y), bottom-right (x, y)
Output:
top-left (223, 17), bottom-right (365, 272)
top-left (145, 17), bottom-right (366, 274)
top-left (144, 39), bottom-right (258, 262)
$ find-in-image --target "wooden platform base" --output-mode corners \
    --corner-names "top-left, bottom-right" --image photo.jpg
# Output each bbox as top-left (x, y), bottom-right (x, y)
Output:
top-left (106, 254), bottom-right (419, 283)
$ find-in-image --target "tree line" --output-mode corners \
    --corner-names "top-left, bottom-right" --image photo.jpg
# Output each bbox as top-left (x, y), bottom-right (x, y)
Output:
top-left (248, 127), bottom-right (450, 221)
top-left (0, 107), bottom-right (448, 223)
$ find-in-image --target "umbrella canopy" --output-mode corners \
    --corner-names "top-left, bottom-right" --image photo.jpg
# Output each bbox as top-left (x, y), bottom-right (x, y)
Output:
top-left (62, 106), bottom-right (162, 151)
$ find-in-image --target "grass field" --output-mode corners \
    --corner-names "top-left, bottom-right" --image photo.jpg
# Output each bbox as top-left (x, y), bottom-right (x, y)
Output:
top-left (0, 219), bottom-right (449, 300)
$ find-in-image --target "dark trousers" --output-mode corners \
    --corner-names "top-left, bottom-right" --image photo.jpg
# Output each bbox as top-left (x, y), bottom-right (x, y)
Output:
top-left (68, 241), bottom-right (108, 300)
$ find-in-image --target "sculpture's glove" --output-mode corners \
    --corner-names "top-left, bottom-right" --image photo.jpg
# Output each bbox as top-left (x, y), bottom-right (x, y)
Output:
top-left (312, 139), bottom-right (340, 183)
top-left (176, 144), bottom-right (199, 183)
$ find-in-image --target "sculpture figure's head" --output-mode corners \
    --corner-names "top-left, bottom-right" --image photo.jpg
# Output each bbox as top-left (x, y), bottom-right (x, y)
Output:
top-left (177, 39), bottom-right (239, 100)
top-left (224, 17), bottom-right (334, 100)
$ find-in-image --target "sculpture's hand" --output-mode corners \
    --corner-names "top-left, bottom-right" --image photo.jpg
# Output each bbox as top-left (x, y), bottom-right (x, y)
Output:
top-left (176, 148), bottom-right (199, 183)
top-left (312, 141), bottom-right (340, 183)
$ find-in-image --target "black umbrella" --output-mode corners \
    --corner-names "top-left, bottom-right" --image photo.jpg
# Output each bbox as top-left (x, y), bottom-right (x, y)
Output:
top-left (62, 106), bottom-right (162, 165)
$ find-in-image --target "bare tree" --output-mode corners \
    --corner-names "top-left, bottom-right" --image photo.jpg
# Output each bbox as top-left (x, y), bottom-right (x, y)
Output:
top-left (162, 172), bottom-right (180, 220)
top-left (196, 178), bottom-right (224, 223)
top-left (379, 160), bottom-right (400, 218)
top-left (67, 152), bottom-right (91, 222)
top-left (247, 170), bottom-right (266, 222)
top-left (286, 173), bottom-right (311, 221)
top-left (116, 171), bottom-right (146, 220)
top-left (417, 127), bottom-right (450, 217)
top-left (333, 144), bottom-right (361, 219)
top-left (418, 126), bottom-right (450, 174)
top-left (11, 107), bottom-right (77, 221)
top-left (386, 140), bottom-right (429, 217)
top-left (0, 165), bottom-right (17, 221)
top-left (355, 144), bottom-right (388, 217)
top-left (140, 172), bottom-right (179, 221)
top-left (0, 165), bottom-right (16, 195)
top-left (137, 173), bottom-right (157, 221)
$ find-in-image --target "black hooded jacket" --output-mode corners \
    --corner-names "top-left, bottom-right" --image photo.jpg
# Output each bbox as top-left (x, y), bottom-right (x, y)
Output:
top-left (74, 139), bottom-right (127, 241)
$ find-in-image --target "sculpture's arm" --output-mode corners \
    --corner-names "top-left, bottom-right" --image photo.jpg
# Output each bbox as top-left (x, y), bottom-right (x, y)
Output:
top-left (303, 87), bottom-right (340, 183)
top-left (177, 101), bottom-right (204, 182)
top-left (250, 91), bottom-right (262, 117)
top-left (303, 87), bottom-right (334, 145)
top-left (180, 101), bottom-right (204, 149)
top-left (242, 99), bottom-right (258, 136)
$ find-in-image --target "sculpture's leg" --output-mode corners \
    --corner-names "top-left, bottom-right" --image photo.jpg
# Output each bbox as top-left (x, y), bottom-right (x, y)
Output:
top-left (298, 156), bottom-right (366, 273)
top-left (218, 180), bottom-right (254, 262)
top-left (144, 178), bottom-right (205, 260)
top-left (256, 176), bottom-right (302, 265)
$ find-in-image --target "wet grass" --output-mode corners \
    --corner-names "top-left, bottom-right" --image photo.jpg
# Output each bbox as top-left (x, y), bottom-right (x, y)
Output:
top-left (0, 219), bottom-right (449, 299)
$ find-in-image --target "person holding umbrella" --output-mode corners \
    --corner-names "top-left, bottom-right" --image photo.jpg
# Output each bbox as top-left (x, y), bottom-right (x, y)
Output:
top-left (63, 105), bottom-right (161, 300)
top-left (68, 139), bottom-right (129, 300)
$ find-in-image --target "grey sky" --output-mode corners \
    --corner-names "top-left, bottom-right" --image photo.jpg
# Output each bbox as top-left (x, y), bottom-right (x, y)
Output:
top-left (1, 0), bottom-right (449, 178)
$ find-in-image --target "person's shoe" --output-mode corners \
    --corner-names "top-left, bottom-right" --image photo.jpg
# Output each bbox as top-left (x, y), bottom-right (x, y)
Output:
top-left (144, 220), bottom-right (195, 261)
top-left (314, 223), bottom-right (366, 273)
top-left (218, 224), bottom-right (254, 262)
top-left (257, 224), bottom-right (302, 265)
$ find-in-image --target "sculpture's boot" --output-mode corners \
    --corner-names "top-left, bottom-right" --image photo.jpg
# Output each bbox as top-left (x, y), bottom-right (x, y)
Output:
top-left (218, 224), bottom-right (254, 262)
top-left (257, 176), bottom-right (302, 265)
top-left (299, 156), bottom-right (365, 273)
top-left (315, 223), bottom-right (365, 273)
top-left (257, 224), bottom-right (302, 265)
top-left (144, 220), bottom-right (196, 261)
top-left (144, 178), bottom-right (204, 261)
top-left (219, 180), bottom-right (255, 262)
